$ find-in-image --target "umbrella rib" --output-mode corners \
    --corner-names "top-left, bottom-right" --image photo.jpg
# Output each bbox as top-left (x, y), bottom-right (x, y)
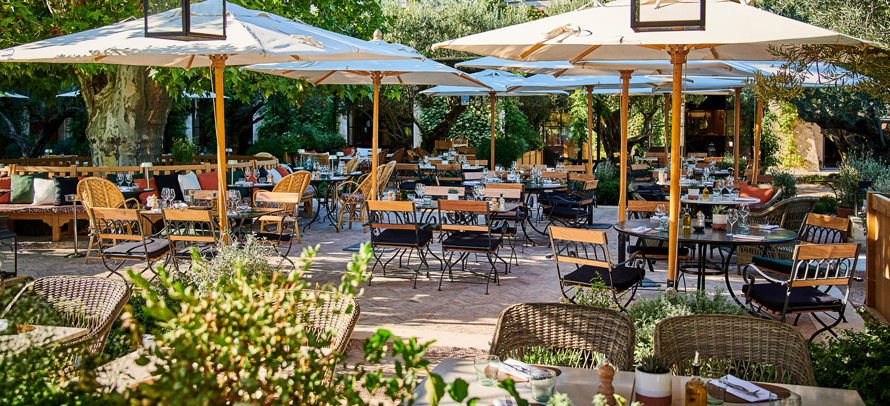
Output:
top-left (184, 55), bottom-right (195, 70)
top-left (569, 45), bottom-right (600, 63)
top-left (313, 70), bottom-right (338, 85)
top-left (553, 68), bottom-right (568, 78)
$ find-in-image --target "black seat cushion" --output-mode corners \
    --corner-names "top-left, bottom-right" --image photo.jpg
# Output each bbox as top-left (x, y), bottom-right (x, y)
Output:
top-left (742, 283), bottom-right (842, 311)
top-left (175, 242), bottom-right (217, 259)
top-left (253, 232), bottom-right (292, 243)
top-left (628, 245), bottom-right (690, 257)
top-left (543, 206), bottom-right (587, 220)
top-left (442, 231), bottom-right (502, 251)
top-left (399, 181), bottom-right (418, 190)
top-left (562, 265), bottom-right (644, 292)
top-left (374, 228), bottom-right (433, 247)
top-left (103, 238), bottom-right (169, 259)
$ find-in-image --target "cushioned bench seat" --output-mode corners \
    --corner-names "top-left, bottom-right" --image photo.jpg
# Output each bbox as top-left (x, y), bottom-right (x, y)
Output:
top-left (0, 204), bottom-right (86, 241)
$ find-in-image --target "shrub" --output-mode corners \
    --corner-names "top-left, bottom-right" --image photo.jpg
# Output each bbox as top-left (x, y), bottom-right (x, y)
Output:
top-left (814, 195), bottom-right (838, 215)
top-left (170, 138), bottom-right (197, 165)
top-left (474, 136), bottom-right (528, 169)
top-left (837, 152), bottom-right (890, 208)
top-left (719, 152), bottom-right (747, 173)
top-left (769, 169), bottom-right (798, 199)
top-left (168, 234), bottom-right (278, 298)
top-left (809, 310), bottom-right (890, 406)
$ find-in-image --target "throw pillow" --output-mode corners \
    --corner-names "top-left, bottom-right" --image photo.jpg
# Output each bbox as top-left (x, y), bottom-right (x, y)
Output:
top-left (52, 176), bottom-right (80, 206)
top-left (134, 178), bottom-right (159, 205)
top-left (276, 166), bottom-right (290, 177)
top-left (268, 168), bottom-right (282, 184)
top-left (178, 171), bottom-right (202, 195)
top-left (197, 171), bottom-right (218, 190)
top-left (739, 183), bottom-right (775, 205)
top-left (0, 177), bottom-right (10, 204)
top-left (10, 173), bottom-right (47, 204)
top-left (226, 169), bottom-right (245, 184)
top-left (32, 178), bottom-right (57, 206)
top-left (153, 173), bottom-right (184, 201)
top-left (258, 168), bottom-right (268, 180)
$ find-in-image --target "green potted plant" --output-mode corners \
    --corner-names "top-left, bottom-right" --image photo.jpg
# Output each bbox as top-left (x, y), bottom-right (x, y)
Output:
top-left (712, 205), bottom-right (728, 230)
top-left (447, 188), bottom-right (460, 200)
top-left (634, 354), bottom-right (673, 406)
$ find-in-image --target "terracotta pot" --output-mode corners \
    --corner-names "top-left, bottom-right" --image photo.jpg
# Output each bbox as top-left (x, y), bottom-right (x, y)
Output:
top-left (634, 367), bottom-right (672, 406)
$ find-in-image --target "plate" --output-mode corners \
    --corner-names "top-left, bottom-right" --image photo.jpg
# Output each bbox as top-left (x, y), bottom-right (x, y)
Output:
top-left (724, 382), bottom-right (789, 403)
top-left (496, 365), bottom-right (562, 383)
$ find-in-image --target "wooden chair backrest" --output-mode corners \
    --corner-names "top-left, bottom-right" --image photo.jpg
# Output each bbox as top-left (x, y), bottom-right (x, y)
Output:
top-left (695, 163), bottom-right (710, 169)
top-left (704, 157), bottom-right (723, 163)
top-left (542, 171), bottom-right (568, 180)
top-left (564, 165), bottom-right (586, 172)
top-left (464, 171), bottom-right (485, 181)
top-left (485, 183), bottom-right (523, 191)
top-left (688, 152), bottom-right (707, 158)
top-left (789, 243), bottom-right (860, 288)
top-left (630, 164), bottom-right (648, 171)
top-left (801, 213), bottom-right (851, 244)
top-left (90, 207), bottom-right (144, 241)
top-left (549, 226), bottom-right (612, 269)
top-left (627, 200), bottom-right (660, 213)
top-left (569, 173), bottom-right (596, 182)
top-left (162, 209), bottom-right (217, 243)
top-left (193, 190), bottom-right (218, 201)
top-left (424, 186), bottom-right (465, 197)
top-left (484, 188), bottom-right (522, 200)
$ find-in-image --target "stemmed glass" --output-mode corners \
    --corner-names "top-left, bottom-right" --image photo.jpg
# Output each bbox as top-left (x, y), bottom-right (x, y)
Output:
top-left (511, 161), bottom-right (518, 172)
top-left (725, 178), bottom-right (735, 198)
top-left (738, 203), bottom-right (751, 233)
top-left (125, 173), bottom-right (133, 188)
top-left (655, 203), bottom-right (666, 231)
top-left (244, 168), bottom-right (254, 184)
top-left (686, 164), bottom-right (695, 180)
top-left (727, 208), bottom-right (738, 235)
top-left (473, 185), bottom-right (485, 201)
top-left (482, 168), bottom-right (489, 181)
top-left (116, 175), bottom-right (125, 189)
top-left (227, 190), bottom-right (242, 213)
top-left (715, 179), bottom-right (725, 197)
top-left (161, 188), bottom-right (174, 208)
top-left (415, 183), bottom-right (425, 202)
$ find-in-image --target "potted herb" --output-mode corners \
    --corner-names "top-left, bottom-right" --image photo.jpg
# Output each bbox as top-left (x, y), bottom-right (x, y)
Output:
top-left (712, 205), bottom-right (728, 230)
top-left (634, 355), bottom-right (673, 406)
top-left (447, 188), bottom-right (460, 200)
top-left (687, 181), bottom-right (701, 200)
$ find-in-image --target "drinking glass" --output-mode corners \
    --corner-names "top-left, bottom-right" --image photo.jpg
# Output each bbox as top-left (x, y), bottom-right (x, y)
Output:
top-left (258, 177), bottom-right (267, 184)
top-left (687, 164), bottom-right (695, 180)
top-left (125, 173), bottom-right (133, 188)
top-left (529, 369), bottom-right (556, 403)
top-left (117, 176), bottom-right (125, 189)
top-left (739, 203), bottom-right (750, 223)
top-left (244, 168), bottom-right (253, 183)
top-left (716, 179), bottom-right (725, 197)
top-left (473, 355), bottom-right (500, 387)
top-left (415, 183), bottom-right (425, 200)
top-left (707, 377), bottom-right (726, 405)
top-left (769, 390), bottom-right (801, 406)
top-left (482, 168), bottom-right (489, 181)
top-left (725, 178), bottom-right (734, 197)
top-left (727, 209), bottom-right (738, 235)
top-left (407, 193), bottom-right (416, 202)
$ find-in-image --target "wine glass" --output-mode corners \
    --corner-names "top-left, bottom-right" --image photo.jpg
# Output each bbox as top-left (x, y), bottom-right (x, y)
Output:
top-left (125, 173), bottom-right (133, 188)
top-left (686, 164), bottom-right (695, 180)
top-left (739, 202), bottom-right (750, 225)
top-left (715, 179), bottom-right (725, 197)
top-left (415, 183), bottom-right (425, 201)
top-left (160, 188), bottom-right (172, 208)
top-left (725, 178), bottom-right (734, 197)
top-left (116, 175), bottom-right (125, 189)
top-left (482, 168), bottom-right (489, 181)
top-left (727, 209), bottom-right (738, 235)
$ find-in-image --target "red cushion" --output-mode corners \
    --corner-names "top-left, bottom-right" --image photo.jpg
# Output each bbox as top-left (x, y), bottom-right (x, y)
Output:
top-left (276, 167), bottom-right (289, 177)
top-left (342, 147), bottom-right (356, 157)
top-left (0, 177), bottom-right (10, 204)
top-left (197, 171), bottom-right (219, 190)
top-left (133, 178), bottom-right (159, 205)
top-left (739, 183), bottom-right (775, 205)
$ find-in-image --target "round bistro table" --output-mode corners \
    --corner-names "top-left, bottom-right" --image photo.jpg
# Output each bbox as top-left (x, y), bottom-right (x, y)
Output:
top-left (613, 219), bottom-right (798, 304)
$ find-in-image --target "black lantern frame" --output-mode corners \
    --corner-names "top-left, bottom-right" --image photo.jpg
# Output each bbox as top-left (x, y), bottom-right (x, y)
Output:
top-left (144, 0), bottom-right (227, 41)
top-left (631, 0), bottom-right (706, 32)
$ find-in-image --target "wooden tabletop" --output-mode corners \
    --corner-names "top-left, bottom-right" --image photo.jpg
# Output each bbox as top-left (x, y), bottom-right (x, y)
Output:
top-left (0, 325), bottom-right (88, 355)
top-left (614, 219), bottom-right (799, 246)
top-left (413, 358), bottom-right (865, 406)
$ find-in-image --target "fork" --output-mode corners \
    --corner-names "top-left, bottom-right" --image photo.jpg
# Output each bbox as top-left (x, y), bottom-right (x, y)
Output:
top-left (724, 381), bottom-right (761, 397)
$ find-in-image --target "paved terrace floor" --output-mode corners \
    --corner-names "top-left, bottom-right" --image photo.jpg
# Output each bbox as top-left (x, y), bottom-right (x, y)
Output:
top-left (14, 193), bottom-right (868, 354)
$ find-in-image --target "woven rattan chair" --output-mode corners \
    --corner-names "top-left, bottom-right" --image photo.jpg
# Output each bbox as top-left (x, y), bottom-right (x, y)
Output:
top-left (489, 303), bottom-right (635, 371)
top-left (377, 161), bottom-right (397, 195)
top-left (1, 276), bottom-right (131, 356)
top-left (337, 174), bottom-right (374, 232)
top-left (388, 148), bottom-right (406, 163)
top-left (654, 314), bottom-right (816, 386)
top-left (344, 157), bottom-right (364, 173)
top-left (78, 177), bottom-right (140, 264)
top-left (271, 171), bottom-right (313, 218)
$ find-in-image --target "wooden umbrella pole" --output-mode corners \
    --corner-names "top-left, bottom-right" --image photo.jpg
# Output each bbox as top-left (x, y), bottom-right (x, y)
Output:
top-left (490, 92), bottom-right (496, 170)
top-left (210, 54), bottom-right (229, 238)
top-left (664, 93), bottom-right (670, 156)
top-left (734, 87), bottom-right (741, 185)
top-left (596, 97), bottom-right (602, 160)
top-left (371, 73), bottom-right (382, 200)
top-left (667, 47), bottom-right (688, 289)
top-left (586, 85), bottom-right (595, 175)
top-left (619, 70), bottom-right (632, 222)
top-left (753, 98), bottom-right (763, 183)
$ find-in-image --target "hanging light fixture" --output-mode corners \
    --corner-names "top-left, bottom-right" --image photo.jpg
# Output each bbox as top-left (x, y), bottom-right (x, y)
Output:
top-left (631, 0), bottom-right (706, 32)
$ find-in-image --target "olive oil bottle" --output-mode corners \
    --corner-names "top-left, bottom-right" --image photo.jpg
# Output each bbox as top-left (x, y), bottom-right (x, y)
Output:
top-left (685, 352), bottom-right (707, 406)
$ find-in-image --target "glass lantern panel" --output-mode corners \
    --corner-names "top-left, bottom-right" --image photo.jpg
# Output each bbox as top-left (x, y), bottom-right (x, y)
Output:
top-left (145, 0), bottom-right (225, 41)
top-left (632, 0), bottom-right (705, 32)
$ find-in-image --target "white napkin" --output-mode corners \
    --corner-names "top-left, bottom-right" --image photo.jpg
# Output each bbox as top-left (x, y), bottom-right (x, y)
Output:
top-left (500, 359), bottom-right (539, 381)
top-left (758, 225), bottom-right (779, 230)
top-left (493, 399), bottom-right (516, 406)
top-left (733, 235), bottom-right (766, 241)
top-left (119, 187), bottom-right (134, 192)
top-left (632, 226), bottom-right (652, 233)
top-left (714, 375), bottom-right (772, 402)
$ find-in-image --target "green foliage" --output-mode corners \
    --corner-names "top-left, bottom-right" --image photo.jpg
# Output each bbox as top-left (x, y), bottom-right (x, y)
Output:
top-left (768, 169), bottom-right (798, 199)
top-left (170, 138), bottom-right (197, 165)
top-left (471, 98), bottom-right (542, 167)
top-left (719, 152), bottom-right (748, 173)
top-left (712, 205), bottom-right (729, 215)
top-left (814, 195), bottom-right (839, 215)
top-left (809, 310), bottom-right (890, 406)
top-left (638, 354), bottom-right (672, 374)
top-left (594, 164), bottom-right (620, 205)
top-left (625, 289), bottom-right (745, 361)
top-left (837, 152), bottom-right (890, 208)
top-left (163, 107), bottom-right (189, 153)
top-left (171, 235), bottom-right (277, 298)
top-left (420, 97), bottom-right (491, 145)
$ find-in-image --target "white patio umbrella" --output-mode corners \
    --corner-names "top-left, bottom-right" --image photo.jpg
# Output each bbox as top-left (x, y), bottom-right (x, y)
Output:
top-left (0, 92), bottom-right (27, 98)
top-left (0, 1), bottom-right (419, 232)
top-left (433, 0), bottom-right (872, 289)
top-left (421, 70), bottom-right (567, 170)
top-left (243, 32), bottom-right (489, 197)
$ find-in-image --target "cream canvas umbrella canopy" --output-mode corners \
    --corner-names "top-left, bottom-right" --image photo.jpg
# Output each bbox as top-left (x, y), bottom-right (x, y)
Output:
top-left (421, 70), bottom-right (567, 169)
top-left (242, 34), bottom-right (489, 197)
top-left (433, 0), bottom-right (872, 289)
top-left (0, 1), bottom-right (419, 232)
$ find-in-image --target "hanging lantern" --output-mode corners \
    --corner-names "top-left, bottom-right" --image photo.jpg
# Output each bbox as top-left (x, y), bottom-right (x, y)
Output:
top-left (145, 0), bottom-right (226, 41)
top-left (631, 0), bottom-right (706, 32)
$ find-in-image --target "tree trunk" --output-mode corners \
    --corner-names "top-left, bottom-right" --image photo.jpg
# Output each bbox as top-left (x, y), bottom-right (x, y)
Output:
top-left (78, 66), bottom-right (174, 166)
top-left (420, 100), bottom-right (467, 151)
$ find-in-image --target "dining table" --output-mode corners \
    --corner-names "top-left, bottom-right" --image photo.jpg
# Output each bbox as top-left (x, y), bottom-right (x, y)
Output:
top-left (614, 219), bottom-right (799, 298)
top-left (139, 207), bottom-right (284, 239)
top-left (305, 175), bottom-right (349, 231)
top-left (0, 325), bottom-right (89, 355)
top-left (412, 358), bottom-right (866, 406)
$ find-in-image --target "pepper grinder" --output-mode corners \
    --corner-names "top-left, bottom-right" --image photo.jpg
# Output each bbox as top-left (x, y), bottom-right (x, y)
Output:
top-left (597, 359), bottom-right (617, 406)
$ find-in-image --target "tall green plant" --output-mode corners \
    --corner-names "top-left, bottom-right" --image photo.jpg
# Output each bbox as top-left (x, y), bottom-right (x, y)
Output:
top-left (170, 138), bottom-right (196, 165)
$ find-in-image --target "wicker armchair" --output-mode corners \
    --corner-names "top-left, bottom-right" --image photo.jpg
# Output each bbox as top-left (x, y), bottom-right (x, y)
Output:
top-left (1, 276), bottom-right (131, 356)
top-left (489, 303), bottom-right (635, 371)
top-left (77, 177), bottom-right (140, 263)
top-left (269, 171), bottom-right (313, 218)
top-left (344, 157), bottom-right (364, 173)
top-left (337, 174), bottom-right (374, 232)
top-left (377, 161), bottom-right (397, 195)
top-left (747, 185), bottom-right (783, 212)
top-left (654, 314), bottom-right (816, 386)
top-left (388, 148), bottom-right (406, 163)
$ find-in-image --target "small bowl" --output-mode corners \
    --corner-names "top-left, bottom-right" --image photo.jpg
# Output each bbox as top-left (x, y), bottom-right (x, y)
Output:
top-left (693, 225), bottom-right (705, 233)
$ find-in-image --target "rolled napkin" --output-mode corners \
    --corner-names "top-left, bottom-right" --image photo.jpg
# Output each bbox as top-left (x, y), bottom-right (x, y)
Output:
top-left (500, 358), bottom-right (539, 381)
top-left (732, 235), bottom-right (766, 241)
top-left (757, 224), bottom-right (779, 230)
top-left (714, 374), bottom-right (772, 402)
top-left (632, 226), bottom-right (652, 233)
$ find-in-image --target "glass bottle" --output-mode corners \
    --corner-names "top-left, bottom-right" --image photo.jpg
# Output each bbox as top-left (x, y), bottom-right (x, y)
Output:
top-left (682, 208), bottom-right (692, 230)
top-left (685, 352), bottom-right (708, 406)
top-left (702, 186), bottom-right (710, 200)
